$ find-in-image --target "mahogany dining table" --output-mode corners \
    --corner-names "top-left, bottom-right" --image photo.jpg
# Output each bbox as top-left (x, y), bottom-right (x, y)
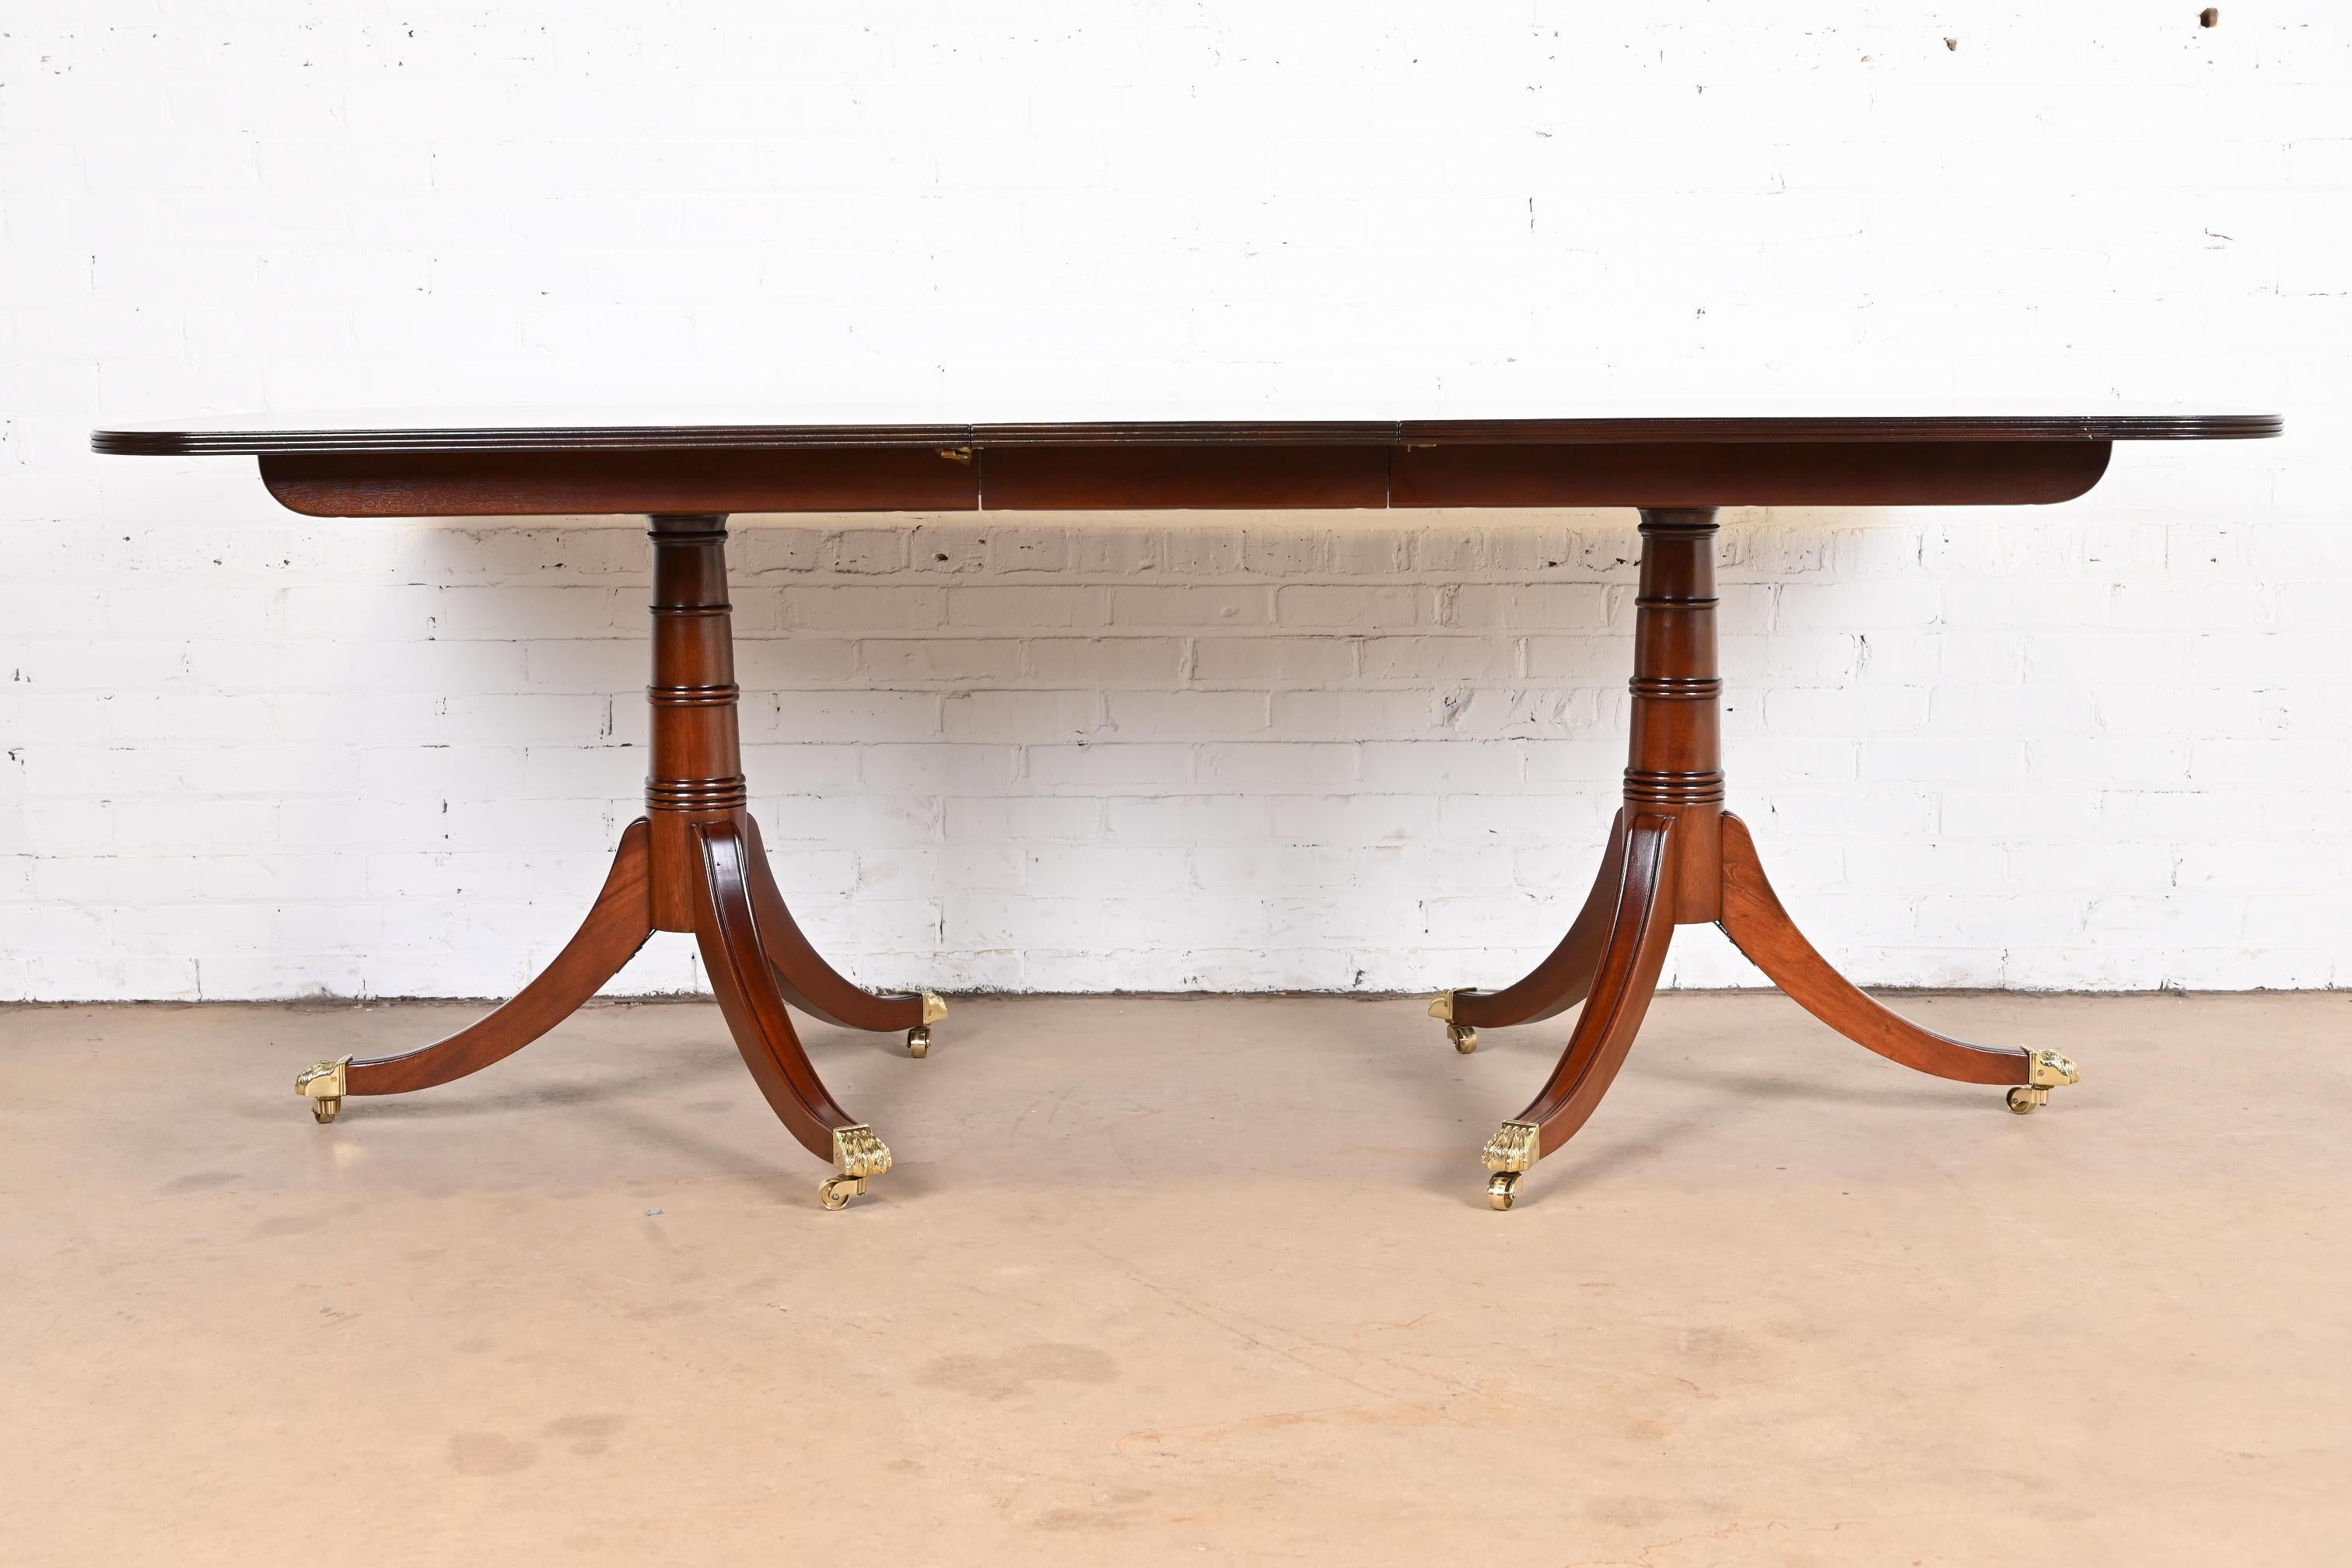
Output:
top-left (93, 411), bottom-right (2280, 1209)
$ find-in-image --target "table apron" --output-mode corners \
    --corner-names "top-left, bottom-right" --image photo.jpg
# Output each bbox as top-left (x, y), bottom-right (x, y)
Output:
top-left (254, 439), bottom-right (2115, 516)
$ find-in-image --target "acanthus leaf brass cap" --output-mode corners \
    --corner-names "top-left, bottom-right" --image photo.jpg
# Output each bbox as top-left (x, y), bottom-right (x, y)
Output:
top-left (296, 1055), bottom-right (352, 1098)
top-left (831, 1123), bottom-right (892, 1179)
top-left (2027, 1050), bottom-right (2080, 1089)
top-left (1482, 1120), bottom-right (1539, 1174)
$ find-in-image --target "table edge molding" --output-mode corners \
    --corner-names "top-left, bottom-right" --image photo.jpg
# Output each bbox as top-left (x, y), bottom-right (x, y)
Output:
top-left (92, 413), bottom-right (2284, 457)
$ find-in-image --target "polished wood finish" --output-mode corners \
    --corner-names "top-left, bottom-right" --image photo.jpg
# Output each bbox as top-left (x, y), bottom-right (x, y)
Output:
top-left (1623, 509), bottom-right (1725, 919)
top-left (1717, 813), bottom-right (2025, 1086)
top-left (91, 409), bottom-right (2280, 1193)
top-left (261, 447), bottom-right (978, 518)
top-left (693, 817), bottom-right (861, 1164)
top-left (645, 514), bottom-right (748, 933)
top-left (93, 412), bottom-right (2278, 518)
top-left (1512, 813), bottom-right (1682, 1159)
top-left (743, 814), bottom-right (929, 1034)
top-left (342, 817), bottom-right (655, 1096)
top-left (1391, 439), bottom-right (2112, 507)
top-left (250, 439), bottom-right (2126, 516)
top-left (323, 515), bottom-right (915, 1172)
top-left (978, 442), bottom-right (1388, 509)
top-left (1451, 810), bottom-right (1624, 1030)
top-left (93, 411), bottom-right (2282, 456)
top-left (1482, 507), bottom-right (2046, 1164)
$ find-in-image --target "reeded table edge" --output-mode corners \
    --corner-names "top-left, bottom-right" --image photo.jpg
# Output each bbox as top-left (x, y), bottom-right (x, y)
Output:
top-left (93, 413), bottom-right (2284, 457)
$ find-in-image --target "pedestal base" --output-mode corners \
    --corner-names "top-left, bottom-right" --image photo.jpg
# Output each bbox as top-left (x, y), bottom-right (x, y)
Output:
top-left (297, 814), bottom-right (943, 1209)
top-left (293, 514), bottom-right (942, 1209)
top-left (1437, 807), bottom-right (2078, 1208)
top-left (1437, 506), bottom-right (2078, 1209)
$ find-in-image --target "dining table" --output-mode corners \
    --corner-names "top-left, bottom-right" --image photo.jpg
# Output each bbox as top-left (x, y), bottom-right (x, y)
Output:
top-left (93, 409), bottom-right (2281, 1209)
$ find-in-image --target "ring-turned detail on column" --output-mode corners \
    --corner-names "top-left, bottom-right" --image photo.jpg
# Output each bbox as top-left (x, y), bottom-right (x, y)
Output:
top-left (290, 514), bottom-right (947, 1209)
top-left (91, 411), bottom-right (2277, 1209)
top-left (1440, 508), bottom-right (2078, 1210)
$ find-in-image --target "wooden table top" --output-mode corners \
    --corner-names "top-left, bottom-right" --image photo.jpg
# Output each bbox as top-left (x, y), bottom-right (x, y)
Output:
top-left (91, 410), bottom-right (2280, 516)
top-left (94, 411), bottom-right (2279, 456)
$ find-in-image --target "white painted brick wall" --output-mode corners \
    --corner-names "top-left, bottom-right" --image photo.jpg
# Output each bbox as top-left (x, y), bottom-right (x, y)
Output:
top-left (3, 2), bottom-right (2346, 1000)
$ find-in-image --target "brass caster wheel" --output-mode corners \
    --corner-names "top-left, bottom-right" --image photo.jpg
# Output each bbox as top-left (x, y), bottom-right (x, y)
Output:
top-left (2007, 1050), bottom-right (2077, 1115)
top-left (818, 1174), bottom-right (867, 1210)
top-left (907, 991), bottom-right (946, 1057)
top-left (296, 1055), bottom-right (352, 1126)
top-left (1431, 992), bottom-right (1478, 1052)
top-left (1480, 1119), bottom-right (1538, 1212)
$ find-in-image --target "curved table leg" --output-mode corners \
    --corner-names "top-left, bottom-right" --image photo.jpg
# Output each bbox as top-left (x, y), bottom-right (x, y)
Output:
top-left (297, 818), bottom-right (656, 1120)
top-left (742, 814), bottom-right (945, 1055)
top-left (1433, 810), bottom-right (1626, 1052)
top-left (694, 817), bottom-right (893, 1209)
top-left (1481, 812), bottom-right (1680, 1210)
top-left (1716, 811), bottom-right (2077, 1112)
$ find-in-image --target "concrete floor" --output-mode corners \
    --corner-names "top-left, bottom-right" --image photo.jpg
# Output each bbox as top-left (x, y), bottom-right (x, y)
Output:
top-left (3, 991), bottom-right (2347, 1566)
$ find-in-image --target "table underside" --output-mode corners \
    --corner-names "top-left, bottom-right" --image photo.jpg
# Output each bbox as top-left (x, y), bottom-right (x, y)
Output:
top-left (246, 439), bottom-right (2126, 515)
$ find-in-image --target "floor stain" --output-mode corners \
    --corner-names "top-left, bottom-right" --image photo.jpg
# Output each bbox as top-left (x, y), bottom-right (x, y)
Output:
top-left (249, 1212), bottom-right (323, 1237)
top-left (446, 1432), bottom-right (540, 1475)
top-left (543, 1413), bottom-right (628, 1456)
top-left (918, 1342), bottom-right (1118, 1400)
top-left (1031, 1488), bottom-right (1154, 1533)
top-left (1118, 1401), bottom-right (1445, 1451)
top-left (1674, 1325), bottom-right (1771, 1378)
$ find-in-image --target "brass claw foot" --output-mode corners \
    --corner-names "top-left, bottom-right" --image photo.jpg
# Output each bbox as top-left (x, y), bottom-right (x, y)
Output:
top-left (1482, 1120), bottom-right (1538, 1211)
top-left (1430, 991), bottom-right (1477, 1052)
top-left (907, 992), bottom-right (947, 1057)
top-left (820, 1123), bottom-right (892, 1210)
top-left (2006, 1050), bottom-right (2081, 1115)
top-left (296, 1055), bottom-right (352, 1125)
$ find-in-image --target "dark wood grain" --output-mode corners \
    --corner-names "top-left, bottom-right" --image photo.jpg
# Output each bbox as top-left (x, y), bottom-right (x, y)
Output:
top-left (96, 411), bottom-right (2275, 517)
top-left (744, 814), bottom-right (927, 1034)
top-left (247, 437), bottom-right (2123, 516)
top-left (341, 817), bottom-right (655, 1096)
top-left (1622, 509), bottom-right (1727, 918)
top-left (1717, 811), bottom-right (2028, 1086)
top-left (643, 514), bottom-right (750, 930)
top-left (1510, 812), bottom-right (1681, 1160)
top-left (296, 512), bottom-right (925, 1189)
top-left (980, 443), bottom-right (1388, 509)
top-left (101, 408), bottom-right (2267, 1199)
top-left (1450, 810), bottom-right (1625, 1031)
top-left (94, 411), bottom-right (2281, 457)
top-left (692, 817), bottom-right (859, 1164)
top-left (261, 446), bottom-right (978, 517)
top-left (1468, 505), bottom-right (2046, 1190)
top-left (1390, 439), bottom-right (2112, 507)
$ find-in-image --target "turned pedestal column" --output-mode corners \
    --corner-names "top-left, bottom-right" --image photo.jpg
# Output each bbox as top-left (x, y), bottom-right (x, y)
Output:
top-left (1431, 508), bottom-right (2080, 1210)
top-left (295, 514), bottom-right (944, 1209)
